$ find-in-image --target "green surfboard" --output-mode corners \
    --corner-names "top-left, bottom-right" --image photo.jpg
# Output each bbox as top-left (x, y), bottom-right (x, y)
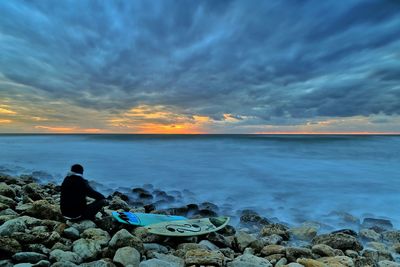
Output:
top-left (145, 216), bottom-right (230, 236)
top-left (112, 211), bottom-right (187, 226)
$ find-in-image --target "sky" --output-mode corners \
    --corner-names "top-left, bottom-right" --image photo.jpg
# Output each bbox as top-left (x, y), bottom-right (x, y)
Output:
top-left (0, 0), bottom-right (400, 134)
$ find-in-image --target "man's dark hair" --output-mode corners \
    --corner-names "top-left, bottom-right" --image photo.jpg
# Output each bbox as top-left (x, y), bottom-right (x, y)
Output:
top-left (71, 164), bottom-right (84, 174)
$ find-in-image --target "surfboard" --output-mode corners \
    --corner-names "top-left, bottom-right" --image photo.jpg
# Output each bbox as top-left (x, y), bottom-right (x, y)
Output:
top-left (145, 216), bottom-right (230, 236)
top-left (112, 211), bottom-right (187, 226)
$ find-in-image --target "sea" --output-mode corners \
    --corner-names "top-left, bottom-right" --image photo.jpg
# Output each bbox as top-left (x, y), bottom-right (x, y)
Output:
top-left (0, 134), bottom-right (399, 230)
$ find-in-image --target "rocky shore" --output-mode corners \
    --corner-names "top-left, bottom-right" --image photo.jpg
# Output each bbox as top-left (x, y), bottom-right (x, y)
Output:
top-left (1, 174), bottom-right (400, 267)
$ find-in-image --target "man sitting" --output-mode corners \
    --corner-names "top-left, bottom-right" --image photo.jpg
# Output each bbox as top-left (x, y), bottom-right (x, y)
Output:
top-left (60, 164), bottom-right (106, 220)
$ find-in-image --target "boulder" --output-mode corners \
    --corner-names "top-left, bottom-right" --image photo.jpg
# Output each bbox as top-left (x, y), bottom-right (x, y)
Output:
top-left (150, 252), bottom-right (184, 267)
top-left (361, 218), bottom-right (393, 232)
top-left (139, 259), bottom-right (178, 267)
top-left (0, 182), bottom-right (16, 198)
top-left (360, 229), bottom-right (382, 242)
top-left (227, 253), bottom-right (272, 267)
top-left (80, 259), bottom-right (117, 267)
top-left (49, 249), bottom-right (82, 264)
top-left (0, 237), bottom-right (22, 257)
top-left (72, 238), bottom-right (102, 261)
top-left (71, 220), bottom-right (97, 233)
top-left (260, 245), bottom-right (285, 256)
top-left (12, 252), bottom-right (47, 263)
top-left (378, 261), bottom-right (400, 267)
top-left (143, 243), bottom-right (169, 254)
top-left (0, 195), bottom-right (17, 209)
top-left (113, 246), bottom-right (140, 267)
top-left (23, 183), bottom-right (44, 201)
top-left (63, 227), bottom-right (80, 240)
top-left (290, 223), bottom-right (319, 241)
top-left (312, 244), bottom-right (336, 257)
top-left (312, 233), bottom-right (363, 251)
top-left (82, 228), bottom-right (110, 247)
top-left (234, 231), bottom-right (257, 252)
top-left (0, 217), bottom-right (27, 236)
top-left (260, 224), bottom-right (290, 240)
top-left (25, 200), bottom-right (61, 221)
top-left (285, 247), bottom-right (313, 263)
top-left (317, 256), bottom-right (354, 267)
top-left (50, 261), bottom-right (78, 267)
top-left (109, 229), bottom-right (144, 254)
top-left (382, 231), bottom-right (400, 243)
top-left (297, 258), bottom-right (326, 267)
top-left (184, 249), bottom-right (225, 266)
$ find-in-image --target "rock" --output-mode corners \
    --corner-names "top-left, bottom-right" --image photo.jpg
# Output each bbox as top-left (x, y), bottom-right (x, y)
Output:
top-left (345, 250), bottom-right (359, 258)
top-left (286, 263), bottom-right (305, 267)
top-left (139, 259), bottom-right (178, 267)
top-left (0, 237), bottom-right (22, 257)
top-left (367, 241), bottom-right (388, 252)
top-left (143, 243), bottom-right (169, 254)
top-left (0, 208), bottom-right (18, 216)
top-left (51, 242), bottom-right (72, 251)
top-left (63, 227), bottom-right (80, 240)
top-left (297, 258), bottom-right (326, 267)
top-left (275, 258), bottom-right (288, 266)
top-left (290, 223), bottom-right (319, 241)
top-left (240, 210), bottom-right (270, 228)
top-left (72, 238), bottom-right (102, 261)
top-left (285, 247), bottom-right (313, 263)
top-left (331, 229), bottom-right (358, 237)
top-left (199, 240), bottom-right (219, 250)
top-left (0, 217), bottom-right (27, 236)
top-left (206, 232), bottom-right (231, 248)
top-left (0, 195), bottom-right (17, 209)
top-left (49, 249), bottom-right (82, 264)
top-left (360, 229), bottom-right (382, 242)
top-left (260, 224), bottom-right (290, 240)
top-left (0, 260), bottom-right (13, 267)
top-left (133, 227), bottom-right (163, 243)
top-left (23, 183), bottom-right (44, 201)
top-left (151, 252), bottom-right (184, 267)
top-left (12, 252), bottom-right (47, 263)
top-left (378, 261), bottom-right (400, 267)
top-left (392, 243), bottom-right (400, 253)
top-left (382, 231), bottom-right (400, 243)
top-left (184, 249), bottom-right (225, 266)
top-left (234, 231), bottom-right (257, 252)
top-left (33, 260), bottom-right (51, 267)
top-left (14, 264), bottom-right (33, 267)
top-left (317, 256), bottom-right (354, 267)
top-left (227, 253), bottom-right (272, 267)
top-left (113, 246), bottom-right (140, 267)
top-left (0, 182), bottom-right (16, 198)
top-left (111, 191), bottom-right (129, 202)
top-left (82, 228), bottom-right (110, 246)
top-left (71, 220), bottom-right (97, 233)
top-left (312, 233), bottom-right (363, 251)
top-left (80, 259), bottom-right (117, 267)
top-left (109, 229), bottom-right (144, 254)
top-left (261, 234), bottom-right (283, 245)
top-left (50, 262), bottom-right (78, 267)
top-left (362, 218), bottom-right (393, 233)
top-left (108, 196), bottom-right (130, 211)
top-left (25, 200), bottom-right (61, 221)
top-left (260, 245), bottom-right (285, 256)
top-left (312, 244), bottom-right (336, 257)
top-left (362, 249), bottom-right (393, 262)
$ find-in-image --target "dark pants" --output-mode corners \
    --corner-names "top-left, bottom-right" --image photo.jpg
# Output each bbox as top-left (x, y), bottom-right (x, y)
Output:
top-left (81, 199), bottom-right (107, 220)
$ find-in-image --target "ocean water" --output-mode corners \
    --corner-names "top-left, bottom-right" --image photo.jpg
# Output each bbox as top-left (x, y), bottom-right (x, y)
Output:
top-left (0, 134), bottom-right (399, 229)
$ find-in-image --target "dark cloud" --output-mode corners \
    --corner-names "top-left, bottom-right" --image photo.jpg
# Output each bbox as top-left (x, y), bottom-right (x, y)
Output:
top-left (1, 0), bottom-right (400, 128)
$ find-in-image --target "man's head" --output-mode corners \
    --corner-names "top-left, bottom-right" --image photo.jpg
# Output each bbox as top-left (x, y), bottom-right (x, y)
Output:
top-left (71, 164), bottom-right (84, 174)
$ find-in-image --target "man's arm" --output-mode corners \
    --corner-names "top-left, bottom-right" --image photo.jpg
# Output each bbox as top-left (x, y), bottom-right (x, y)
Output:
top-left (83, 180), bottom-right (105, 200)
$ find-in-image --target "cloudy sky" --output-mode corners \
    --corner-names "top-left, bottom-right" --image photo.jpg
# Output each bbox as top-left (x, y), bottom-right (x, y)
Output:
top-left (1, 0), bottom-right (399, 133)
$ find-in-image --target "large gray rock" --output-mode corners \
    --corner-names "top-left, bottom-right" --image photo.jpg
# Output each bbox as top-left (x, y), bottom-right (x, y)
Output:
top-left (63, 227), bottom-right (80, 240)
top-left (71, 220), bottom-right (97, 233)
top-left (0, 217), bottom-right (27, 236)
top-left (49, 249), bottom-right (82, 264)
top-left (184, 249), bottom-right (225, 266)
top-left (378, 260), bottom-right (400, 267)
top-left (113, 246), bottom-right (140, 267)
top-left (382, 231), bottom-right (400, 243)
top-left (0, 182), bottom-right (16, 198)
top-left (312, 232), bottom-right (363, 251)
top-left (12, 252), bottom-right (47, 263)
top-left (72, 238), bottom-right (102, 261)
top-left (25, 200), bottom-right (61, 221)
top-left (143, 243), bottom-right (169, 254)
top-left (234, 231), bottom-right (257, 252)
top-left (289, 222), bottom-right (319, 241)
top-left (50, 262), bottom-right (78, 267)
top-left (312, 244), bottom-right (336, 257)
top-left (227, 253), bottom-right (272, 267)
top-left (360, 229), bottom-right (382, 242)
top-left (0, 195), bottom-right (17, 209)
top-left (0, 236), bottom-right (22, 256)
top-left (81, 228), bottom-right (110, 247)
top-left (150, 252), bottom-right (184, 267)
top-left (260, 224), bottom-right (290, 240)
top-left (80, 259), bottom-right (117, 267)
top-left (109, 229), bottom-right (144, 254)
top-left (139, 259), bottom-right (178, 267)
top-left (285, 247), bottom-right (313, 262)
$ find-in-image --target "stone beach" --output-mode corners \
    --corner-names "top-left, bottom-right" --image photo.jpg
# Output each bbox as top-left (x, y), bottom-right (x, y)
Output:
top-left (1, 173), bottom-right (400, 267)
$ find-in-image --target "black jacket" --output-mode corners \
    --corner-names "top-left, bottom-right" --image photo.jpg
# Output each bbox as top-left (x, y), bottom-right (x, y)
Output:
top-left (60, 174), bottom-right (105, 218)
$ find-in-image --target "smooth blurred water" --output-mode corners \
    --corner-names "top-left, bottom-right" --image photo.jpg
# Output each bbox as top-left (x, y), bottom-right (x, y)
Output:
top-left (0, 134), bottom-right (399, 228)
